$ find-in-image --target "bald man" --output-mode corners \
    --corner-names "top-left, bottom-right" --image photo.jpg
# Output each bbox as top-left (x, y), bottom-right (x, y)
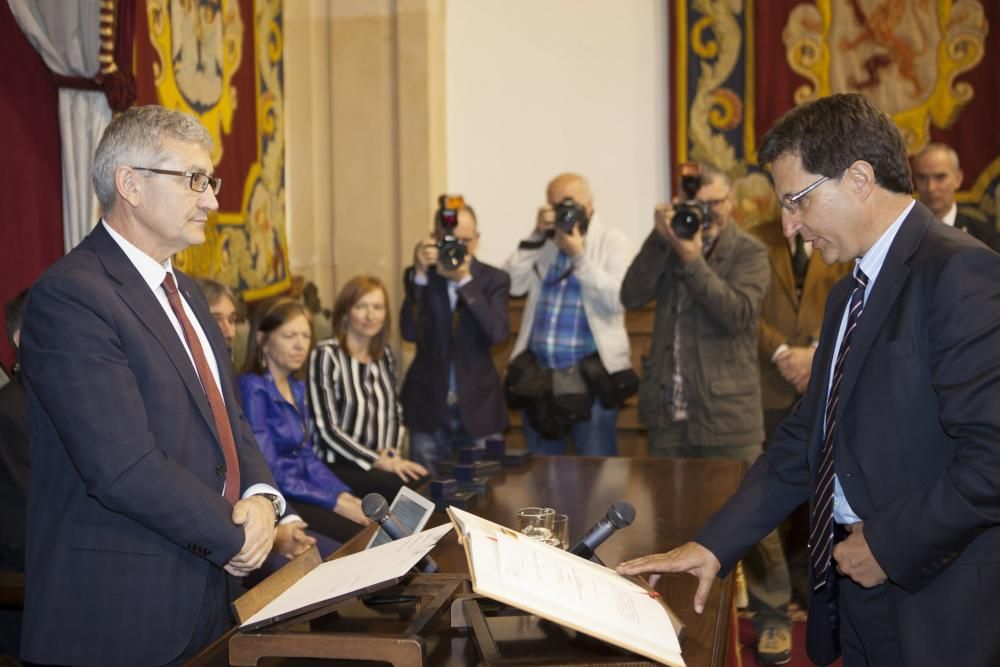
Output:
top-left (505, 173), bottom-right (634, 456)
top-left (912, 143), bottom-right (1000, 251)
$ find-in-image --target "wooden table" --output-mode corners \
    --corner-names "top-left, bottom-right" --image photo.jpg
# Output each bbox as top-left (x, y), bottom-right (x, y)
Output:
top-left (192, 455), bottom-right (745, 667)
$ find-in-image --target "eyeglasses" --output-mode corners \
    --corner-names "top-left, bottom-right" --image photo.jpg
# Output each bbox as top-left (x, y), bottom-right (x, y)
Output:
top-left (778, 175), bottom-right (828, 214)
top-left (132, 167), bottom-right (222, 195)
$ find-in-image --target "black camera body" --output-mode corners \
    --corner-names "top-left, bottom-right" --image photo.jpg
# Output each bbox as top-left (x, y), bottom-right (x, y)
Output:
top-left (437, 194), bottom-right (467, 270)
top-left (671, 162), bottom-right (710, 240)
top-left (549, 198), bottom-right (589, 237)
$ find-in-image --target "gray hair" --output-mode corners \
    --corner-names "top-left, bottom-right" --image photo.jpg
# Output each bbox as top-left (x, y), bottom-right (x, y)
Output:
top-left (914, 143), bottom-right (961, 171)
top-left (92, 105), bottom-right (214, 213)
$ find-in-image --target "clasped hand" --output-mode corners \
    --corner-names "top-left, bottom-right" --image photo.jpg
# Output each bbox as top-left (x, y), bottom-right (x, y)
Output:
top-left (225, 495), bottom-right (276, 576)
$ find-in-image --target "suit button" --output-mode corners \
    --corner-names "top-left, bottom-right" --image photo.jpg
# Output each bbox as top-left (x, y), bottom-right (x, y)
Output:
top-left (216, 465), bottom-right (226, 477)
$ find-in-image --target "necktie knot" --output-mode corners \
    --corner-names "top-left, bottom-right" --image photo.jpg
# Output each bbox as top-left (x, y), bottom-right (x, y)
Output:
top-left (854, 266), bottom-right (869, 290)
top-left (162, 272), bottom-right (179, 296)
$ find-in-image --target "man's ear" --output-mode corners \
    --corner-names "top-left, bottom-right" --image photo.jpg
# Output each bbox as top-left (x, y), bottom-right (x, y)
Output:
top-left (116, 166), bottom-right (142, 208)
top-left (847, 160), bottom-right (876, 201)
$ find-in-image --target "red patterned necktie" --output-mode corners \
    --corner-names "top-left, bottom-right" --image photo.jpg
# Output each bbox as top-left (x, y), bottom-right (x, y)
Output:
top-left (162, 272), bottom-right (241, 504)
top-left (810, 266), bottom-right (869, 591)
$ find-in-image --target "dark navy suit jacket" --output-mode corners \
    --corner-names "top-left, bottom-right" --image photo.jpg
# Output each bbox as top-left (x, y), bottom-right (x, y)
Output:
top-left (696, 203), bottom-right (1000, 666)
top-left (400, 259), bottom-right (510, 437)
top-left (19, 224), bottom-right (274, 666)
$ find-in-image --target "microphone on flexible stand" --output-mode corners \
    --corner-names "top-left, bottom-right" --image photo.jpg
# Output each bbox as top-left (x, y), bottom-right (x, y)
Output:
top-left (361, 493), bottom-right (438, 573)
top-left (568, 501), bottom-right (636, 564)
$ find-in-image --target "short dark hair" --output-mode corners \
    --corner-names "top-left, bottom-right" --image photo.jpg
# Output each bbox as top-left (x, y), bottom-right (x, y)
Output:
top-left (757, 93), bottom-right (912, 195)
top-left (5, 288), bottom-right (29, 351)
top-left (194, 278), bottom-right (237, 309)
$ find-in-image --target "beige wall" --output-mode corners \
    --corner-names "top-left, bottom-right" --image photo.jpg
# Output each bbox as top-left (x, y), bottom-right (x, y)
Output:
top-left (284, 0), bottom-right (446, 332)
top-left (444, 0), bottom-right (670, 266)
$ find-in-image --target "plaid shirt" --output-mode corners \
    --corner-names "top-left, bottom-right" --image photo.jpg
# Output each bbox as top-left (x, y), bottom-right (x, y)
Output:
top-left (529, 252), bottom-right (597, 369)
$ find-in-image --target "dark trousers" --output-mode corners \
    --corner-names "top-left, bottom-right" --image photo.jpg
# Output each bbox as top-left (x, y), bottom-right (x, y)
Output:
top-left (324, 459), bottom-right (427, 502)
top-left (294, 502), bottom-right (367, 544)
top-left (828, 524), bottom-right (904, 666)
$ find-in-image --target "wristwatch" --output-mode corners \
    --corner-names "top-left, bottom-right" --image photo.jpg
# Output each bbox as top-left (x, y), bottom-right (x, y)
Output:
top-left (257, 493), bottom-right (282, 527)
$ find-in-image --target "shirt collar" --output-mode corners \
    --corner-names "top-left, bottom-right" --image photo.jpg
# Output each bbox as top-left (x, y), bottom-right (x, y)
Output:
top-left (940, 202), bottom-right (958, 227)
top-left (856, 200), bottom-right (915, 287)
top-left (102, 220), bottom-right (174, 291)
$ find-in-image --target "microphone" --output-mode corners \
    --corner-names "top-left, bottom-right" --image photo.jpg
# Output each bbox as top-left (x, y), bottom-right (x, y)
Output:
top-left (361, 493), bottom-right (437, 573)
top-left (568, 501), bottom-right (636, 563)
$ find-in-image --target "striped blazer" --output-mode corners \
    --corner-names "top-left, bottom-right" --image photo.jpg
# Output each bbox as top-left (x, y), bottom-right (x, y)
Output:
top-left (308, 339), bottom-right (405, 470)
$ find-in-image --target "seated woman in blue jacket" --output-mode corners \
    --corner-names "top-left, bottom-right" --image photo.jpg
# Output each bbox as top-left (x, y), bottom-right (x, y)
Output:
top-left (240, 298), bottom-right (370, 544)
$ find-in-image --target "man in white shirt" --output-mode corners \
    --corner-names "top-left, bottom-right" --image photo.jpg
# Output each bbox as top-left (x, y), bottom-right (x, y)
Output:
top-left (20, 105), bottom-right (282, 666)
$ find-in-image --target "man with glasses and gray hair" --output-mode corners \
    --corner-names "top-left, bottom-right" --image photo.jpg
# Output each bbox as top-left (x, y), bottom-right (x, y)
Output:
top-left (19, 105), bottom-right (282, 666)
top-left (620, 93), bottom-right (1000, 666)
top-left (620, 162), bottom-right (794, 664)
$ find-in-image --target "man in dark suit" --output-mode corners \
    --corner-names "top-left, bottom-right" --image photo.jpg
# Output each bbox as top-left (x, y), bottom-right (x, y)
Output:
top-left (620, 93), bottom-right (1000, 666)
top-left (19, 105), bottom-right (283, 666)
top-left (401, 200), bottom-right (510, 476)
top-left (912, 142), bottom-right (1000, 251)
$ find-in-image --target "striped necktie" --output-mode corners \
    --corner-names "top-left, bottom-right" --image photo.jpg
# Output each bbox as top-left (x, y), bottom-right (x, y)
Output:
top-left (162, 272), bottom-right (241, 504)
top-left (810, 266), bottom-right (869, 590)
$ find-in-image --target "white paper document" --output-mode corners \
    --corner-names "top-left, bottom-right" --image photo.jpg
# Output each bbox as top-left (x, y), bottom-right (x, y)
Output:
top-left (449, 507), bottom-right (684, 667)
top-left (241, 522), bottom-right (453, 630)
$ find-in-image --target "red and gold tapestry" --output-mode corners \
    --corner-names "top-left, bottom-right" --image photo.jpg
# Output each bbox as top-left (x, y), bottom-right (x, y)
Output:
top-left (134, 0), bottom-right (288, 301)
top-left (672, 0), bottom-right (997, 216)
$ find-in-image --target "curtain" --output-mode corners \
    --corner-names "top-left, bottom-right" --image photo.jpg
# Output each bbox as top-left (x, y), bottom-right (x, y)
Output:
top-left (7, 0), bottom-right (110, 252)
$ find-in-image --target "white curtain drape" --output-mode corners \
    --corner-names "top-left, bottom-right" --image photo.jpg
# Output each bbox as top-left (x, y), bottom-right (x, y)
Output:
top-left (7, 0), bottom-right (110, 252)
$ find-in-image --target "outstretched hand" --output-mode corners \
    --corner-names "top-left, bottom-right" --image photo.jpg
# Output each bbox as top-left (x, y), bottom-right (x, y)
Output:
top-left (617, 541), bottom-right (721, 614)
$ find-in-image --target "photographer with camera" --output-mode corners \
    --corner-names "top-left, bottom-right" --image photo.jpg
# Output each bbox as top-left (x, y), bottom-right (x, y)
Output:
top-left (505, 173), bottom-right (634, 456)
top-left (400, 197), bottom-right (510, 477)
top-left (620, 163), bottom-right (793, 664)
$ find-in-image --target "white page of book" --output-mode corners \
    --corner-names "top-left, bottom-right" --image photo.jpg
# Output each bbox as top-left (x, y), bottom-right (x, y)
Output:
top-left (451, 507), bottom-right (683, 666)
top-left (241, 522), bottom-right (453, 629)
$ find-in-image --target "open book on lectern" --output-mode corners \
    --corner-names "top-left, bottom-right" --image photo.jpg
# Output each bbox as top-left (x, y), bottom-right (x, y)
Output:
top-left (239, 522), bottom-right (453, 632)
top-left (447, 507), bottom-right (685, 667)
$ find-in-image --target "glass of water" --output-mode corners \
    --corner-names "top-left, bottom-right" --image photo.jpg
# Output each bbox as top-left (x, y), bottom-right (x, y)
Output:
top-left (515, 507), bottom-right (555, 542)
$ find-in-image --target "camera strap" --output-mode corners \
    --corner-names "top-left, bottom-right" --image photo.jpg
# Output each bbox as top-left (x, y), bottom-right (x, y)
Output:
top-left (518, 236), bottom-right (548, 250)
top-left (533, 262), bottom-right (574, 286)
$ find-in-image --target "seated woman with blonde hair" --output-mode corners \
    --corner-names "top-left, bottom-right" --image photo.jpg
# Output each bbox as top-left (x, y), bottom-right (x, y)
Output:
top-left (309, 275), bottom-right (427, 501)
top-left (239, 298), bottom-right (370, 544)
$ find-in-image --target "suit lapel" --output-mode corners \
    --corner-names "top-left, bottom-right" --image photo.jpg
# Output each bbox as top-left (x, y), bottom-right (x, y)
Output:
top-left (808, 278), bottom-right (852, 474)
top-left (88, 226), bottom-right (220, 439)
top-left (832, 210), bottom-right (928, 427)
top-left (176, 272), bottom-right (241, 438)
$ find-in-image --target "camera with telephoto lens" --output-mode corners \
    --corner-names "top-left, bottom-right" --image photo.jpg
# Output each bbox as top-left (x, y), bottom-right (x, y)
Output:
top-left (670, 162), bottom-right (710, 240)
top-left (437, 194), bottom-right (467, 270)
top-left (549, 198), bottom-right (588, 237)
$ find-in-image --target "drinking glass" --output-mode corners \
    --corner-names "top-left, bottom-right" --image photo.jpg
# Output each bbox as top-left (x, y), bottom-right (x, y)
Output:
top-left (550, 513), bottom-right (569, 549)
top-left (515, 507), bottom-right (555, 541)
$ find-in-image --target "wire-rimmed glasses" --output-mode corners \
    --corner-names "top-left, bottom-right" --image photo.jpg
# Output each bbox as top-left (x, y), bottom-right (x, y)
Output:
top-left (132, 167), bottom-right (222, 195)
top-left (778, 175), bottom-right (828, 214)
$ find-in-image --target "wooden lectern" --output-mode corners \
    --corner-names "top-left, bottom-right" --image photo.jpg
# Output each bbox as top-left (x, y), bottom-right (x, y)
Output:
top-left (227, 544), bottom-right (469, 666)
